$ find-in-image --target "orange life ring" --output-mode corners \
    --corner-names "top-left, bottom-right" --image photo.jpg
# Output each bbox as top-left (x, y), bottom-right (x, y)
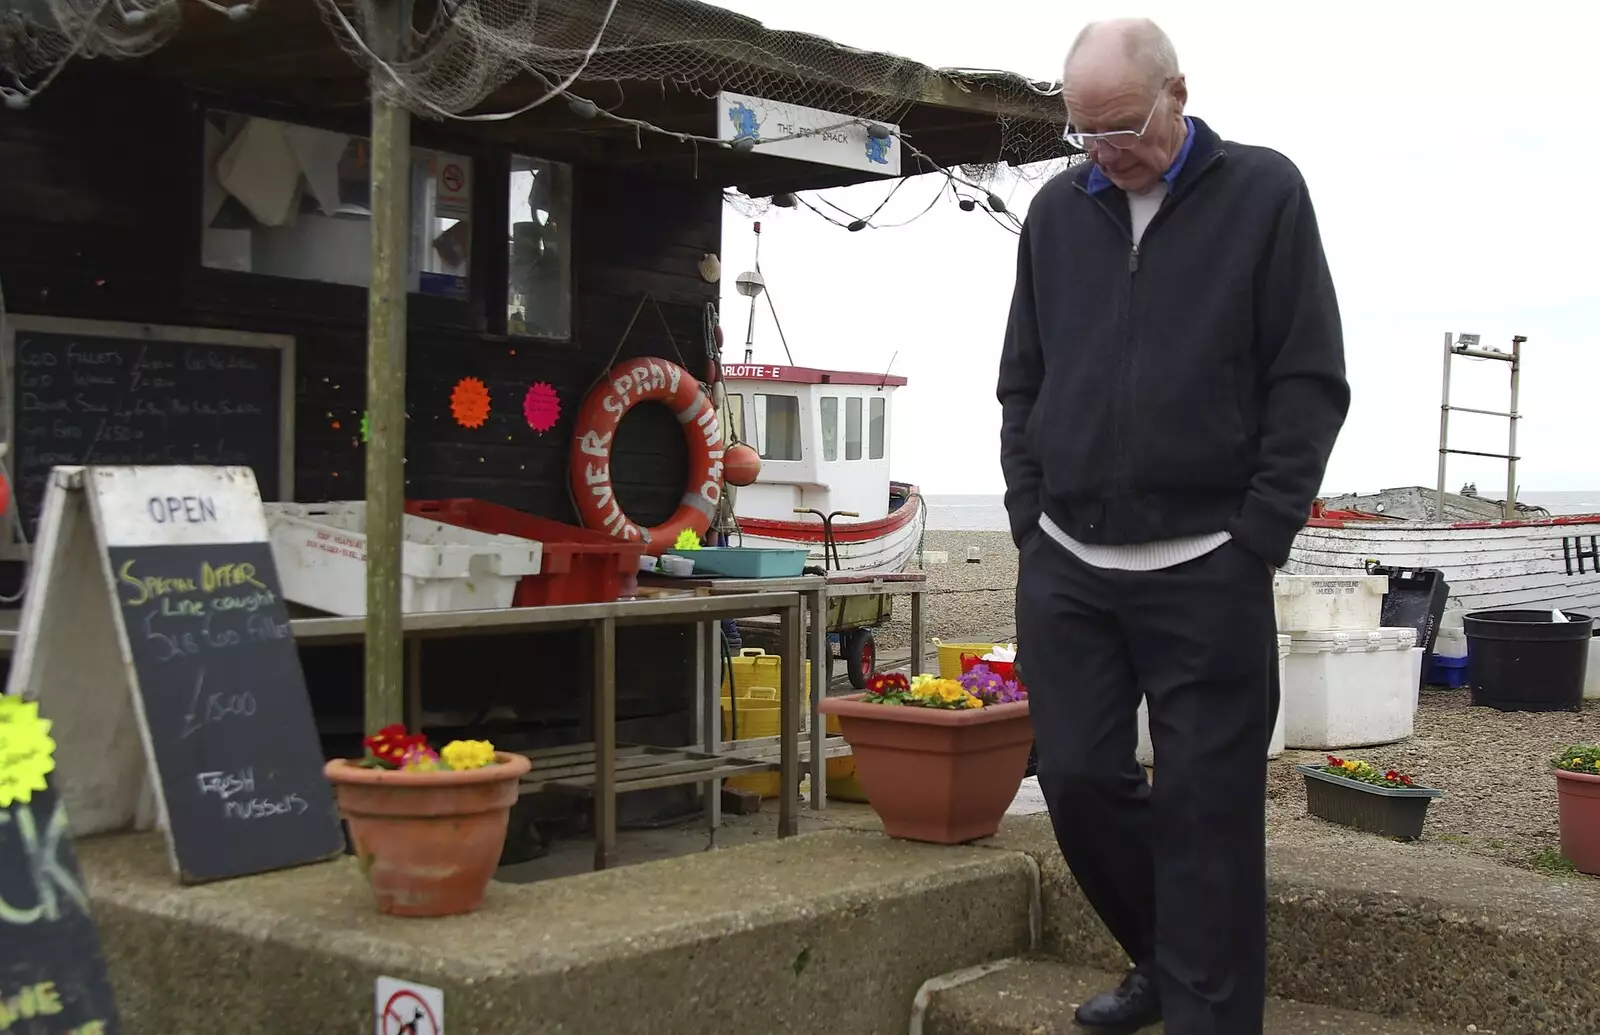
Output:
top-left (570, 357), bottom-right (724, 545)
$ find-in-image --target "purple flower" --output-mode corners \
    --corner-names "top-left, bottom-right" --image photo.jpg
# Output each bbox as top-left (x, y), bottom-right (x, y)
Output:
top-left (958, 664), bottom-right (1028, 706)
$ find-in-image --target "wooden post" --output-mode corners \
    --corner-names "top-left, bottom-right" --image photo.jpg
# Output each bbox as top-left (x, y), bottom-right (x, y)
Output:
top-left (363, 0), bottom-right (412, 736)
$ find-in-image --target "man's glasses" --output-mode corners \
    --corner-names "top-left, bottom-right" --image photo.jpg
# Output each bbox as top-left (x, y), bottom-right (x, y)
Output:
top-left (1062, 86), bottom-right (1168, 152)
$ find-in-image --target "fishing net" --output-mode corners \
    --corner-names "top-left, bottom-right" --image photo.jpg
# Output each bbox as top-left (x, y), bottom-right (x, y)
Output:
top-left (316, 0), bottom-right (1070, 170)
top-left (0, 0), bottom-right (182, 102)
top-left (0, 0), bottom-right (1069, 172)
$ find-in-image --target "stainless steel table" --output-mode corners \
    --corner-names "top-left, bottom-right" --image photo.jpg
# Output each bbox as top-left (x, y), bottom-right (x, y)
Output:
top-left (0, 592), bottom-right (807, 872)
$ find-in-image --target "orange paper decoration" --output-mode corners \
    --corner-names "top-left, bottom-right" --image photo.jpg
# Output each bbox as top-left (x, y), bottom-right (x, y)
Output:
top-left (451, 377), bottom-right (491, 429)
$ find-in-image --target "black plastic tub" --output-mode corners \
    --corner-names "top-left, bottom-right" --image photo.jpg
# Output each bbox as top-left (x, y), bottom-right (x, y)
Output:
top-left (1297, 765), bottom-right (1443, 841)
top-left (1464, 609), bottom-right (1594, 712)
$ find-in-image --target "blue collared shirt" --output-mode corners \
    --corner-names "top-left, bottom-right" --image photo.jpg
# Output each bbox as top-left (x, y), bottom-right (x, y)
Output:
top-left (1085, 116), bottom-right (1196, 195)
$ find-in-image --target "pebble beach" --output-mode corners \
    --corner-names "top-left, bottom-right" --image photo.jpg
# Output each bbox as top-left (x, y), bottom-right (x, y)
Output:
top-left (875, 528), bottom-right (1019, 654)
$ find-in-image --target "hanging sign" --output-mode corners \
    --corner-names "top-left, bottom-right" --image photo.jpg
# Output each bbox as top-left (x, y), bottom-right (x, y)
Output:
top-left (716, 91), bottom-right (900, 176)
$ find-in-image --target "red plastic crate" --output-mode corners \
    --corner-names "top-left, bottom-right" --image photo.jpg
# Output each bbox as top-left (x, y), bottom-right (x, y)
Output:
top-left (959, 653), bottom-right (1017, 682)
top-left (404, 498), bottom-right (648, 607)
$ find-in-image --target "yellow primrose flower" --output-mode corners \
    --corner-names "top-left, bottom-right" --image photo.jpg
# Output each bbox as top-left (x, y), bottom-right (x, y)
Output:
top-left (440, 739), bottom-right (498, 771)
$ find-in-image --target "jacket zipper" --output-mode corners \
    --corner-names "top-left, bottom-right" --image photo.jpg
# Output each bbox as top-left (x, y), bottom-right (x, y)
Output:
top-left (1073, 150), bottom-right (1226, 506)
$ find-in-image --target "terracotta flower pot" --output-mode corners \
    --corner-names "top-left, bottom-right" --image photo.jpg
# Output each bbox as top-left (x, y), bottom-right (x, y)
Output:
top-left (1555, 768), bottom-right (1600, 876)
top-left (818, 694), bottom-right (1032, 844)
top-left (325, 752), bottom-right (532, 917)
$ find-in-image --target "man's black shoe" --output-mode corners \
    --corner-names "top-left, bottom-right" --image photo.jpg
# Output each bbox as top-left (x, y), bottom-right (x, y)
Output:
top-left (1074, 968), bottom-right (1161, 1033)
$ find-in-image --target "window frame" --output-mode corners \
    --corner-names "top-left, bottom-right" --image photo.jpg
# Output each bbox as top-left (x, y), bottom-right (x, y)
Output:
top-left (183, 99), bottom-right (576, 346)
top-left (819, 395), bottom-right (839, 462)
top-left (868, 395), bottom-right (887, 460)
top-left (752, 391), bottom-right (803, 462)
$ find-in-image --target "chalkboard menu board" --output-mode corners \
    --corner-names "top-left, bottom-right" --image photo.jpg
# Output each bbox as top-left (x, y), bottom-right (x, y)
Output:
top-left (4, 316), bottom-right (293, 543)
top-left (1, 779), bottom-right (124, 1034)
top-left (108, 536), bottom-right (344, 882)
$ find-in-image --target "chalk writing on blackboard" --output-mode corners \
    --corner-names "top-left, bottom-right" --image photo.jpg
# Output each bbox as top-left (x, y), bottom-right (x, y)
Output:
top-left (1, 782), bottom-right (124, 1033)
top-left (7, 325), bottom-right (285, 539)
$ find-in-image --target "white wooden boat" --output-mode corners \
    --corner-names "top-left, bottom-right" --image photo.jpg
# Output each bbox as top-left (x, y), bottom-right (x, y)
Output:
top-left (718, 362), bottom-right (924, 575)
top-left (1287, 332), bottom-right (1600, 617)
top-left (1289, 493), bottom-right (1600, 616)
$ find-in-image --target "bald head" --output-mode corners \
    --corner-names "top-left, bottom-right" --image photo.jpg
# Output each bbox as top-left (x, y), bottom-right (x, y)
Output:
top-left (1060, 17), bottom-right (1188, 193)
top-left (1065, 18), bottom-right (1180, 92)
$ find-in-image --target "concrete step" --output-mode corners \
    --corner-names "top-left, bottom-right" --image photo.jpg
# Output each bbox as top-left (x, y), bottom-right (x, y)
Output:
top-left (916, 957), bottom-right (1458, 1035)
top-left (989, 814), bottom-right (1600, 1034)
top-left (82, 828), bottom-right (1035, 1035)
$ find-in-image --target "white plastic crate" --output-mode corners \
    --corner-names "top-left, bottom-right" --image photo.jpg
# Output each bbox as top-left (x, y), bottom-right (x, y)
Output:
top-left (265, 501), bottom-right (543, 616)
top-left (1282, 627), bottom-right (1421, 750)
top-left (1137, 635), bottom-right (1291, 766)
top-left (1273, 574), bottom-right (1389, 632)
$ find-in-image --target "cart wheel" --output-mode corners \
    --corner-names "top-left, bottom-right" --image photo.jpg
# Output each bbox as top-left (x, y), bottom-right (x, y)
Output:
top-left (845, 629), bottom-right (876, 690)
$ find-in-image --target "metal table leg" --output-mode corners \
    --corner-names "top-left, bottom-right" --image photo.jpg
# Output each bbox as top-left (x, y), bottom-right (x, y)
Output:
top-left (807, 585), bottom-right (828, 810)
top-left (778, 600), bottom-right (801, 838)
top-left (593, 616), bottom-right (617, 871)
top-left (910, 588), bottom-right (925, 678)
top-left (701, 619), bottom-right (722, 832)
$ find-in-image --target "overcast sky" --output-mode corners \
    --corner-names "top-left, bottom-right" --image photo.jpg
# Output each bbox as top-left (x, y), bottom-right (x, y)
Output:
top-left (713, 1), bottom-right (1598, 498)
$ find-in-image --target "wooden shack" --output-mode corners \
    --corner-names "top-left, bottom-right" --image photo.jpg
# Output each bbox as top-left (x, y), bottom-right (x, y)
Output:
top-left (0, 0), bottom-right (1063, 834)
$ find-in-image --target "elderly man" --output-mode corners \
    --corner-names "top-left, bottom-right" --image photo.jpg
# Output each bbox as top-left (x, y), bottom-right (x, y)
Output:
top-left (997, 18), bottom-right (1349, 1035)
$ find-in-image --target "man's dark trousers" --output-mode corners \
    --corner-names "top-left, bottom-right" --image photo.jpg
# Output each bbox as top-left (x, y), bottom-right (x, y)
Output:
top-left (1017, 532), bottom-right (1278, 1035)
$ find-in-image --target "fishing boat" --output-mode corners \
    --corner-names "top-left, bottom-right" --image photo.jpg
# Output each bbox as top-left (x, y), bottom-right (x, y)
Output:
top-left (1286, 333), bottom-right (1600, 614)
top-left (719, 361), bottom-right (925, 574)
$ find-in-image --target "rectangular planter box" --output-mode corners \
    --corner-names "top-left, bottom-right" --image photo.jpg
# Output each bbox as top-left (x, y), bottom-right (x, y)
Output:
top-left (1296, 764), bottom-right (1443, 841)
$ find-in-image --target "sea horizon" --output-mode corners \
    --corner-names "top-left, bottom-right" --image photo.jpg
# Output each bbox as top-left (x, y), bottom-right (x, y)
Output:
top-left (924, 490), bottom-right (1600, 532)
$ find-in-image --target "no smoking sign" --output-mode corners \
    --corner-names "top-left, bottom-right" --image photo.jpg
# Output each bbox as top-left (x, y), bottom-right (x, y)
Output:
top-left (376, 976), bottom-right (444, 1035)
top-left (440, 163), bottom-right (465, 194)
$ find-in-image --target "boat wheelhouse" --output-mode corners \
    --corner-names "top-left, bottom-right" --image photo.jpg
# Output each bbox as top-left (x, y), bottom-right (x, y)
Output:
top-left (720, 362), bottom-right (924, 574)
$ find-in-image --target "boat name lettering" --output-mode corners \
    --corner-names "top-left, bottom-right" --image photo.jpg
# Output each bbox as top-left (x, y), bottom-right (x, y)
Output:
top-left (722, 364), bottom-right (783, 380)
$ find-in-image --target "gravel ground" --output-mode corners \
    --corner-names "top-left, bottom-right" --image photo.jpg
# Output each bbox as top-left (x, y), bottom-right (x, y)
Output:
top-left (1266, 691), bottom-right (1598, 876)
top-left (878, 529), bottom-right (1597, 878)
top-left (876, 530), bottom-right (1018, 653)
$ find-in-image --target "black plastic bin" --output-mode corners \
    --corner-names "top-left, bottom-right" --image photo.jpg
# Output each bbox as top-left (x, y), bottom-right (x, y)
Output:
top-left (1464, 609), bottom-right (1594, 712)
top-left (1370, 565), bottom-right (1449, 681)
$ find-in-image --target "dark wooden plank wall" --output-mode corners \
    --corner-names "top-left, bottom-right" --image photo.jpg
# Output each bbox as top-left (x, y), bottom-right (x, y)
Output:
top-left (0, 68), bottom-right (725, 825)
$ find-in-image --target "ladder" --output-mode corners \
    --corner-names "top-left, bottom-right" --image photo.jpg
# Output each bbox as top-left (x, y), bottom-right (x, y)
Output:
top-left (1435, 331), bottom-right (1526, 521)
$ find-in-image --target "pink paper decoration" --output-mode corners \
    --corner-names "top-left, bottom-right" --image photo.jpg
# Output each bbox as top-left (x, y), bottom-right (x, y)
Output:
top-left (524, 382), bottom-right (561, 433)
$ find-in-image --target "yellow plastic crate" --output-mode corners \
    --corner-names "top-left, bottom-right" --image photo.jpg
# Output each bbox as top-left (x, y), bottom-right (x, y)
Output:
top-left (932, 640), bottom-right (997, 680)
top-left (723, 687), bottom-right (785, 798)
top-left (720, 648), bottom-right (811, 715)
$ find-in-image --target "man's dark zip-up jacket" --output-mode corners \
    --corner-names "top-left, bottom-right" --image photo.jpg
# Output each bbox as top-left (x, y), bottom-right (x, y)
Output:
top-left (996, 116), bottom-right (1350, 568)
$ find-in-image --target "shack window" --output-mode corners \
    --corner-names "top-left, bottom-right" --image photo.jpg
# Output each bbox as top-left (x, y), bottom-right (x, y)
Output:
top-left (869, 396), bottom-right (887, 460)
top-left (820, 396), bottom-right (839, 462)
top-left (845, 397), bottom-right (863, 461)
top-left (198, 111), bottom-right (479, 301)
top-left (725, 393), bottom-right (746, 445)
top-left (508, 155), bottom-right (573, 339)
top-left (753, 393), bottom-right (802, 461)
